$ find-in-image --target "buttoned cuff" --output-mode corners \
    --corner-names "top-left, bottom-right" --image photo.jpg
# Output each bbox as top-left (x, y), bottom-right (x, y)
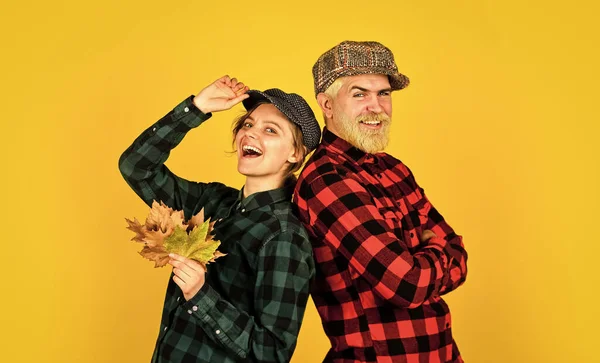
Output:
top-left (169, 96), bottom-right (211, 128)
top-left (182, 282), bottom-right (218, 316)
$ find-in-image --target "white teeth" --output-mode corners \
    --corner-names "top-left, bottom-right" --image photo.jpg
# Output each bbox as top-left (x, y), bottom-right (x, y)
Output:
top-left (242, 145), bottom-right (263, 155)
top-left (361, 121), bottom-right (381, 125)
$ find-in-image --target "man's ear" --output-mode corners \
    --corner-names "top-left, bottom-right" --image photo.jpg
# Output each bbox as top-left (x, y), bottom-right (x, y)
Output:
top-left (317, 93), bottom-right (333, 120)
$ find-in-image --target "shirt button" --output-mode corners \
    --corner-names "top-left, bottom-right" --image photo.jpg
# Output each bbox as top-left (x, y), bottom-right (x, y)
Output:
top-left (241, 208), bottom-right (246, 213)
top-left (184, 107), bottom-right (190, 112)
top-left (187, 310), bottom-right (192, 314)
top-left (177, 297), bottom-right (180, 302)
top-left (215, 330), bottom-right (221, 334)
top-left (163, 327), bottom-right (167, 331)
top-left (192, 306), bottom-right (198, 312)
top-left (152, 127), bottom-right (157, 132)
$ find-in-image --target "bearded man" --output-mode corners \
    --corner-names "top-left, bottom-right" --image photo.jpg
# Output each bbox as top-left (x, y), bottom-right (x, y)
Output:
top-left (293, 41), bottom-right (468, 363)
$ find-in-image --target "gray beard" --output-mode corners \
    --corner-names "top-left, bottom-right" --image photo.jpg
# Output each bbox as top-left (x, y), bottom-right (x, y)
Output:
top-left (336, 112), bottom-right (391, 154)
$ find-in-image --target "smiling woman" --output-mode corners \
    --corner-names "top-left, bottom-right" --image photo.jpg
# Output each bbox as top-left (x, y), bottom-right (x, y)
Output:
top-left (232, 101), bottom-right (308, 190)
top-left (118, 75), bottom-right (321, 363)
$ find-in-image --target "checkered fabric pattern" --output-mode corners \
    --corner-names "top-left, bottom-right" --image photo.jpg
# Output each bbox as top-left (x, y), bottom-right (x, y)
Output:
top-left (293, 129), bottom-right (468, 363)
top-left (312, 41), bottom-right (410, 96)
top-left (243, 88), bottom-right (321, 151)
top-left (118, 96), bottom-right (314, 363)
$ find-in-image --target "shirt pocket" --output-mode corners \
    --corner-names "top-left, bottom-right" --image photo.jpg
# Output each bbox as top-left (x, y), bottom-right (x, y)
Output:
top-left (406, 191), bottom-right (431, 231)
top-left (378, 206), bottom-right (405, 240)
top-left (379, 206), bottom-right (423, 250)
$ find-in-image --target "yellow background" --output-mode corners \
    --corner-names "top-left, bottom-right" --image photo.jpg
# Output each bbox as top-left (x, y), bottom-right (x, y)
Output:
top-left (1, 0), bottom-right (598, 362)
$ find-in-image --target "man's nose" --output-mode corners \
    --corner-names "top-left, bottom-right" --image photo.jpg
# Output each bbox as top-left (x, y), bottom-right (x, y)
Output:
top-left (366, 95), bottom-right (383, 113)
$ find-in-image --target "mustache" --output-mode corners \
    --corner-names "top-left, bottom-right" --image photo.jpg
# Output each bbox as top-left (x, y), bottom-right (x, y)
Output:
top-left (355, 113), bottom-right (391, 123)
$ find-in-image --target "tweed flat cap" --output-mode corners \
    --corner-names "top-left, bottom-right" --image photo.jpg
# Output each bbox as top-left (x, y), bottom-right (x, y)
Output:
top-left (242, 88), bottom-right (321, 151)
top-left (312, 40), bottom-right (410, 96)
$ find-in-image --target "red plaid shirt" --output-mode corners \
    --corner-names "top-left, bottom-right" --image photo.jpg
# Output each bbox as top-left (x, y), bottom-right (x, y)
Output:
top-left (293, 128), bottom-right (467, 363)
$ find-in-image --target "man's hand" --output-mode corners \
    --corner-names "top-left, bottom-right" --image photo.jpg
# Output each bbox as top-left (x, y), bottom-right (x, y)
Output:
top-left (193, 75), bottom-right (250, 114)
top-left (420, 229), bottom-right (437, 242)
top-left (169, 253), bottom-right (207, 301)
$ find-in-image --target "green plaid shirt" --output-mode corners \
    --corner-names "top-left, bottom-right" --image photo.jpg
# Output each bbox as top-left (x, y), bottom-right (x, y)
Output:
top-left (118, 96), bottom-right (315, 363)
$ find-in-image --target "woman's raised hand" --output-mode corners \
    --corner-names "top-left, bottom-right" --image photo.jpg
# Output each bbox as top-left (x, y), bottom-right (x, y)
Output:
top-left (193, 75), bottom-right (250, 114)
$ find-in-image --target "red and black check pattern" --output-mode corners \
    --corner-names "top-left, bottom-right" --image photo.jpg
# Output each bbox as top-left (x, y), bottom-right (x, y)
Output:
top-left (293, 128), bottom-right (467, 363)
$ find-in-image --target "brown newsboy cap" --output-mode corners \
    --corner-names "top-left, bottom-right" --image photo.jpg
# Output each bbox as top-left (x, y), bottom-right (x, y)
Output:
top-left (312, 40), bottom-right (410, 96)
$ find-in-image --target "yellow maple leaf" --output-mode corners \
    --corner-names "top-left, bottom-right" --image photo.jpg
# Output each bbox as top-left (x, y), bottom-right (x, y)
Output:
top-left (126, 203), bottom-right (225, 268)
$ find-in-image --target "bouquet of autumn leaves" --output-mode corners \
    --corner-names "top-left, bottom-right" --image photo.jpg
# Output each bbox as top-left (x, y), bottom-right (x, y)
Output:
top-left (125, 201), bottom-right (225, 269)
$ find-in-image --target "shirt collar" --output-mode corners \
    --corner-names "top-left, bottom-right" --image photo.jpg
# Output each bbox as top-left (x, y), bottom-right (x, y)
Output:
top-left (320, 127), bottom-right (380, 165)
top-left (234, 184), bottom-right (292, 212)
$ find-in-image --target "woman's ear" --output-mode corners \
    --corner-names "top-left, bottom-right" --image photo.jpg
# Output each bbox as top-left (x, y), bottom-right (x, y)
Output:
top-left (317, 93), bottom-right (333, 120)
top-left (287, 145), bottom-right (307, 164)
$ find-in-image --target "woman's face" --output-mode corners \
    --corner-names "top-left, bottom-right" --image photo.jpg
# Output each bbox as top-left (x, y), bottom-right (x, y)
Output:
top-left (235, 103), bottom-right (299, 184)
